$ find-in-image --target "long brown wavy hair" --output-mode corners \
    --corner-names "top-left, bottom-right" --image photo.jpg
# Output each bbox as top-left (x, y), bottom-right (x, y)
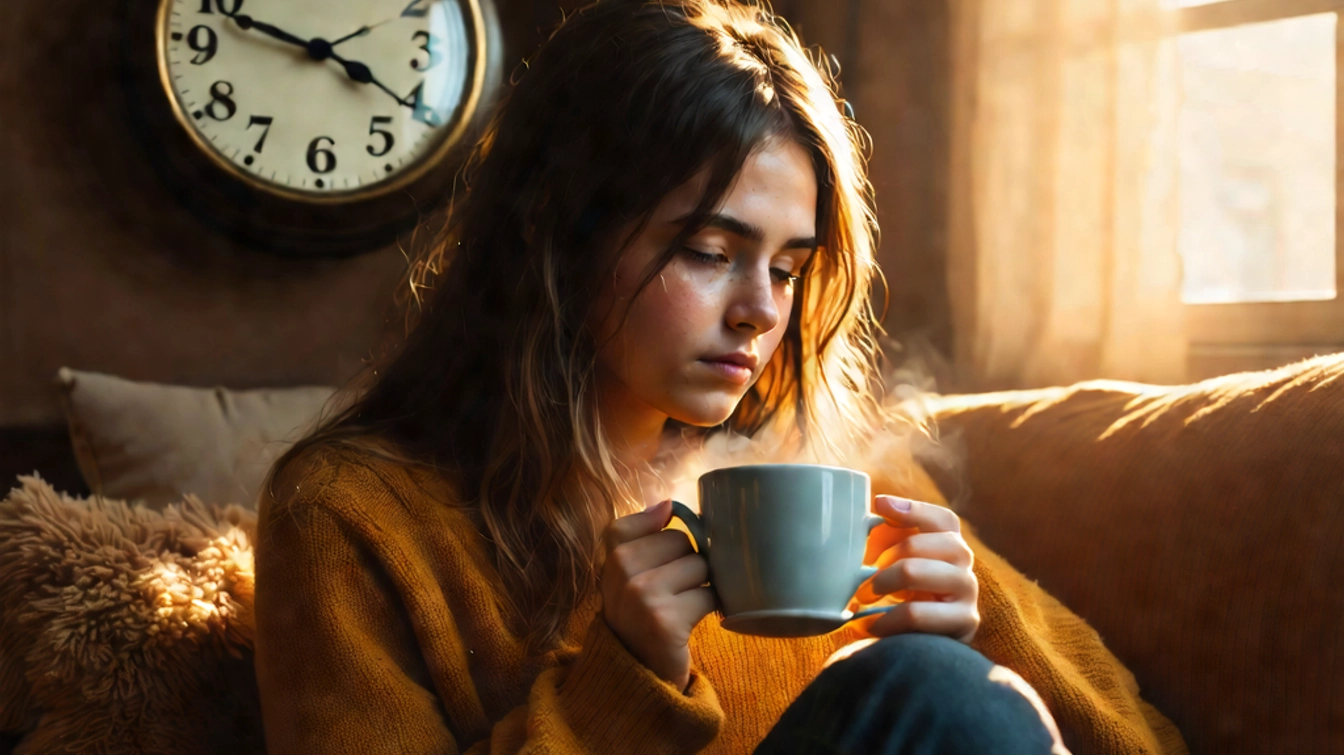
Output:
top-left (269, 0), bottom-right (893, 651)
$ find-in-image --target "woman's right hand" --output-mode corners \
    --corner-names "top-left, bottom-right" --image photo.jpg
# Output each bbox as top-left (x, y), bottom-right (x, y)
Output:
top-left (601, 499), bottom-right (716, 692)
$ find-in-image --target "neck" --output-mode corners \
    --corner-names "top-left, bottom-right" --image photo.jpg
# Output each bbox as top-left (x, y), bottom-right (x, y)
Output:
top-left (593, 369), bottom-right (669, 470)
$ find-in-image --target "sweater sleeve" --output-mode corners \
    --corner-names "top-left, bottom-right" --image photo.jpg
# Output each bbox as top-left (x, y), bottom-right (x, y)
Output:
top-left (254, 491), bottom-right (723, 755)
top-left (962, 523), bottom-right (1189, 755)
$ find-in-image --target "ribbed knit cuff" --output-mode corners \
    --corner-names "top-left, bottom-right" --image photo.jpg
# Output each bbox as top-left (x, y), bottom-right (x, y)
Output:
top-left (556, 616), bottom-right (723, 754)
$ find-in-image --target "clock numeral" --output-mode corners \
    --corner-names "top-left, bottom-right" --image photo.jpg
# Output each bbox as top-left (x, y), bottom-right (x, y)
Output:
top-left (186, 25), bottom-right (217, 65)
top-left (199, 0), bottom-right (243, 15)
top-left (247, 115), bottom-right (273, 152)
top-left (307, 136), bottom-right (337, 174)
top-left (411, 31), bottom-right (442, 71)
top-left (403, 82), bottom-right (441, 127)
top-left (400, 0), bottom-right (428, 18)
top-left (367, 116), bottom-right (395, 157)
top-left (205, 81), bottom-right (237, 121)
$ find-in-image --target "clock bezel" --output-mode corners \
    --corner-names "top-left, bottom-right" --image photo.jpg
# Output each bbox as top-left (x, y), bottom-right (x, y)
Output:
top-left (153, 0), bottom-right (489, 204)
top-left (121, 0), bottom-right (504, 258)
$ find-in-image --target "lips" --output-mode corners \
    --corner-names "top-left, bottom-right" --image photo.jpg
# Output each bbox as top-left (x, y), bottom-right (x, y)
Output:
top-left (699, 352), bottom-right (758, 385)
top-left (704, 352), bottom-right (759, 371)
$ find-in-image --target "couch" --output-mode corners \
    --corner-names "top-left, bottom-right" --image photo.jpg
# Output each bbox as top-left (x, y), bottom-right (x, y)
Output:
top-left (1, 358), bottom-right (1340, 753)
top-left (921, 355), bottom-right (1343, 754)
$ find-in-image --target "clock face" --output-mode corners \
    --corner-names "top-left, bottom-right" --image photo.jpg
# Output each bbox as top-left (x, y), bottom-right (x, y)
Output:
top-left (156, 0), bottom-right (481, 200)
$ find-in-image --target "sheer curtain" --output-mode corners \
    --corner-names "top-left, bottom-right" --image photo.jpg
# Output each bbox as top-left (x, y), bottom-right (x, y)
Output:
top-left (947, 0), bottom-right (1186, 390)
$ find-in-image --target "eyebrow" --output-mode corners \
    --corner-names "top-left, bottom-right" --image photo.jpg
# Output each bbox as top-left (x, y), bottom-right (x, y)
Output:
top-left (674, 212), bottom-right (817, 251)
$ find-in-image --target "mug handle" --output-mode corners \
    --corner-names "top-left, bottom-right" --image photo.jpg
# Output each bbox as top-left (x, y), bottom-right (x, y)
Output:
top-left (668, 501), bottom-right (711, 583)
top-left (848, 514), bottom-right (897, 621)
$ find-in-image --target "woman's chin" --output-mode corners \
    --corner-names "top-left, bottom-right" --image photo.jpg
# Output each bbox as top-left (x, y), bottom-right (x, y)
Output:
top-left (664, 395), bottom-right (741, 428)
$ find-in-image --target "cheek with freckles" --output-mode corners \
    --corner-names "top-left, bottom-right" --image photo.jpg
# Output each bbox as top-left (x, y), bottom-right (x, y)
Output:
top-left (607, 264), bottom-right (751, 424)
top-left (592, 236), bottom-right (797, 428)
top-left (617, 266), bottom-right (715, 377)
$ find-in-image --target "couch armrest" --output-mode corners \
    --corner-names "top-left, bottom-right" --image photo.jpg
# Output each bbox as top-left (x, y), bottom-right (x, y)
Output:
top-left (924, 359), bottom-right (1344, 755)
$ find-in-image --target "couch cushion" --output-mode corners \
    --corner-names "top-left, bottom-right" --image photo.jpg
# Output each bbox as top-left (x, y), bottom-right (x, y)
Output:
top-left (57, 368), bottom-right (338, 509)
top-left (925, 354), bottom-right (1344, 755)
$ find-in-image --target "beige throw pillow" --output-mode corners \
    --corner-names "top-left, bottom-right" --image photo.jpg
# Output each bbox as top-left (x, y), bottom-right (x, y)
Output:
top-left (57, 368), bottom-right (339, 509)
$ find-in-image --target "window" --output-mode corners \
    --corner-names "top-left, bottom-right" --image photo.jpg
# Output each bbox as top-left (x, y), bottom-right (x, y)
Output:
top-left (1172, 0), bottom-right (1344, 377)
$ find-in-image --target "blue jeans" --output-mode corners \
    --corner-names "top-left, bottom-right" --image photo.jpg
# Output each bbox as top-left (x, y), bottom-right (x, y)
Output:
top-left (754, 634), bottom-right (1064, 755)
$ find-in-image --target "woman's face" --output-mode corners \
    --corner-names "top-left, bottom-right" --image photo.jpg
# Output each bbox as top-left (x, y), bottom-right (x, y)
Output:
top-left (589, 137), bottom-right (817, 437)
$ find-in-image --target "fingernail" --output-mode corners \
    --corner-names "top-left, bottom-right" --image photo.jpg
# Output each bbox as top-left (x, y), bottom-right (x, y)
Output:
top-left (884, 496), bottom-right (912, 512)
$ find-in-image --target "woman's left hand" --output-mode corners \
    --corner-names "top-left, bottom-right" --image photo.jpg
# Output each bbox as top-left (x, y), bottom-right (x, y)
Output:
top-left (859, 494), bottom-right (980, 645)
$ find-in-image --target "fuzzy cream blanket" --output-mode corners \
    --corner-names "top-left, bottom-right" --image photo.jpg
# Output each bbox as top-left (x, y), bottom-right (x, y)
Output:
top-left (0, 476), bottom-right (265, 754)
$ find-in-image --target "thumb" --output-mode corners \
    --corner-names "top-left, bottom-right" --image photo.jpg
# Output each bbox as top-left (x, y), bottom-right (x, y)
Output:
top-left (644, 498), bottom-right (674, 528)
top-left (609, 499), bottom-right (674, 547)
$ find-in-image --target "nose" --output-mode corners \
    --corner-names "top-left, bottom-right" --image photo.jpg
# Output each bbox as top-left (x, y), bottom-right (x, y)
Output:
top-left (725, 266), bottom-right (781, 334)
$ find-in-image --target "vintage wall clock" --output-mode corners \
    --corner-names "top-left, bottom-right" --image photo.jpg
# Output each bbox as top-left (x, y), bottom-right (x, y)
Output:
top-left (123, 0), bottom-right (503, 257)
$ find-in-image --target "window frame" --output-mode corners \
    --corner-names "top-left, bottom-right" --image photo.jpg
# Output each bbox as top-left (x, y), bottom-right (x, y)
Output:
top-left (1177, 0), bottom-right (1344, 371)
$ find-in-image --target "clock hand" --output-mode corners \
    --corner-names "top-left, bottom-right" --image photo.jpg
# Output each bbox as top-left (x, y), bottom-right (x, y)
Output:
top-left (327, 51), bottom-right (417, 112)
top-left (330, 18), bottom-right (393, 47)
top-left (329, 26), bottom-right (369, 46)
top-left (231, 14), bottom-right (311, 50)
top-left (230, 15), bottom-right (431, 119)
top-left (231, 14), bottom-right (372, 65)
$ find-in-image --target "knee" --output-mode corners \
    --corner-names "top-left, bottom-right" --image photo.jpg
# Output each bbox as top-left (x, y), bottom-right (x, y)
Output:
top-left (820, 634), bottom-right (1037, 721)
top-left (761, 635), bottom-right (1064, 755)
top-left (823, 634), bottom-right (1064, 748)
top-left (829, 633), bottom-right (993, 689)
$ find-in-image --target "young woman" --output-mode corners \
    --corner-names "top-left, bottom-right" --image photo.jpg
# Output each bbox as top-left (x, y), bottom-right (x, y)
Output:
top-left (253, 1), bottom-right (1188, 753)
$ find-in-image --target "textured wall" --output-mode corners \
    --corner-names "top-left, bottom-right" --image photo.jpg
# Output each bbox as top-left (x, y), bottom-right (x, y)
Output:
top-left (0, 0), bottom-right (568, 427)
top-left (0, 0), bottom-right (951, 426)
top-left (0, 0), bottom-right (405, 425)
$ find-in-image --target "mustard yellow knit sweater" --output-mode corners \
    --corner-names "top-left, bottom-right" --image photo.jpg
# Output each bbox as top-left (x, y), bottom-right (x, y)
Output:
top-left (253, 445), bottom-right (1188, 755)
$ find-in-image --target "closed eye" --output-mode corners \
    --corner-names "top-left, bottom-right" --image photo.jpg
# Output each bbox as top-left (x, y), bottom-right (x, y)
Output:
top-left (682, 247), bottom-right (729, 266)
top-left (683, 247), bottom-right (800, 286)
